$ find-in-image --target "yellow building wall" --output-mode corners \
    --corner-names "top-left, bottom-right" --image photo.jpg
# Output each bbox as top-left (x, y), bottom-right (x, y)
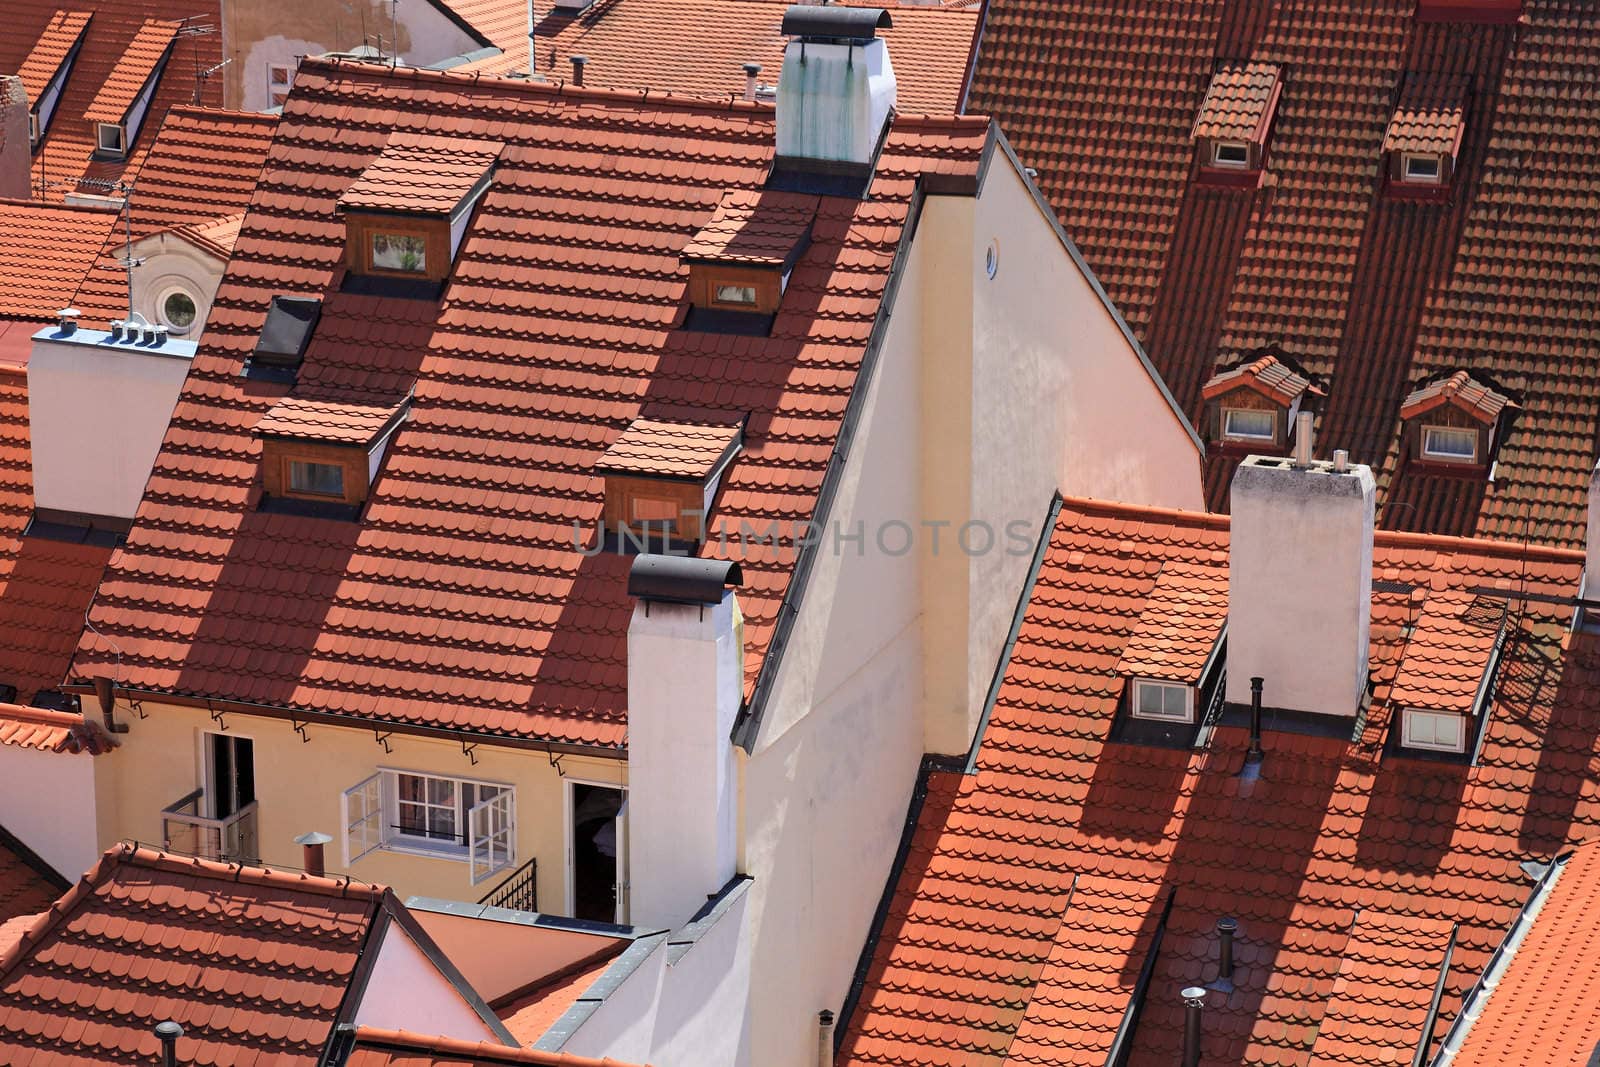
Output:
top-left (96, 698), bottom-right (627, 910)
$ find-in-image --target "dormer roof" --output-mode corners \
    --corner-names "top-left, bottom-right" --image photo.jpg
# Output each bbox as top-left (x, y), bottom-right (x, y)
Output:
top-left (597, 415), bottom-right (743, 482)
top-left (1201, 352), bottom-right (1321, 406)
top-left (337, 135), bottom-right (503, 217)
top-left (681, 190), bottom-right (818, 272)
top-left (1191, 61), bottom-right (1282, 142)
top-left (1388, 591), bottom-right (1506, 715)
top-left (14, 9), bottom-right (91, 104)
top-left (82, 17), bottom-right (178, 125)
top-left (1116, 561), bottom-right (1227, 684)
top-left (1399, 370), bottom-right (1514, 424)
top-left (1384, 72), bottom-right (1470, 157)
top-left (256, 392), bottom-right (411, 449)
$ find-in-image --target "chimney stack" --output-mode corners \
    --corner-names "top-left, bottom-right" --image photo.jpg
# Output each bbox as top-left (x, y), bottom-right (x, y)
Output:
top-left (742, 62), bottom-right (762, 103)
top-left (1226, 448), bottom-right (1375, 720)
top-left (294, 831), bottom-right (333, 877)
top-left (1585, 460), bottom-right (1600, 600)
top-left (816, 1009), bottom-right (835, 1067)
top-left (1215, 917), bottom-right (1237, 987)
top-left (626, 555), bottom-right (744, 928)
top-left (569, 54), bottom-right (587, 86)
top-left (775, 7), bottom-right (897, 181)
top-left (1182, 987), bottom-right (1206, 1067)
top-left (0, 77), bottom-right (29, 202)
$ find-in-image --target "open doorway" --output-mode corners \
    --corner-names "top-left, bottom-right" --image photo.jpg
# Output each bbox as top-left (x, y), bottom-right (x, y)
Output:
top-left (568, 782), bottom-right (627, 923)
top-left (200, 732), bottom-right (258, 863)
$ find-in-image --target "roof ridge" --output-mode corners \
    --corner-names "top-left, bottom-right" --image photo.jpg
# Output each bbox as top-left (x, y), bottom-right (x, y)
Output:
top-left (350, 1026), bottom-right (642, 1065)
top-left (0, 703), bottom-right (86, 729)
top-left (118, 844), bottom-right (390, 902)
top-left (166, 103), bottom-right (280, 125)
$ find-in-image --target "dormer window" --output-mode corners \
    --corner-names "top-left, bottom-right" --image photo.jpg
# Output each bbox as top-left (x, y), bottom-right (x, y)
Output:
top-left (1389, 592), bottom-right (1508, 760)
top-left (1384, 73), bottom-right (1469, 198)
top-left (16, 10), bottom-right (93, 152)
top-left (596, 413), bottom-right (743, 549)
top-left (1191, 61), bottom-right (1282, 186)
top-left (1399, 370), bottom-right (1516, 471)
top-left (1201, 349), bottom-right (1323, 450)
top-left (681, 190), bottom-right (818, 335)
top-left (83, 18), bottom-right (179, 161)
top-left (255, 391), bottom-right (410, 517)
top-left (336, 136), bottom-right (502, 298)
top-left (1112, 562), bottom-right (1228, 747)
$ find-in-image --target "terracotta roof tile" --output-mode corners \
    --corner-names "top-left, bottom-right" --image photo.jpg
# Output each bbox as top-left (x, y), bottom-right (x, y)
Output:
top-left (456, 0), bottom-right (977, 114)
top-left (0, 845), bottom-right (385, 1066)
top-left (1191, 61), bottom-right (1281, 142)
top-left (337, 135), bottom-right (503, 216)
top-left (172, 211), bottom-right (246, 260)
top-left (0, 201), bottom-right (116, 322)
top-left (82, 18), bottom-right (180, 124)
top-left (1117, 561), bottom-right (1227, 684)
top-left (70, 61), bottom-right (990, 748)
top-left (597, 415), bottom-right (742, 480)
top-left (0, 704), bottom-right (115, 755)
top-left (344, 1027), bottom-right (647, 1066)
top-left (840, 496), bottom-right (1600, 1067)
top-left (965, 1), bottom-right (1600, 547)
top-left (681, 189), bottom-right (818, 267)
top-left (14, 9), bottom-right (92, 103)
top-left (256, 393), bottom-right (410, 448)
top-left (496, 956), bottom-right (615, 1046)
top-left (1450, 840), bottom-right (1600, 1067)
top-left (1201, 354), bottom-right (1320, 406)
top-left (1399, 370), bottom-right (1513, 424)
top-left (1383, 72), bottom-right (1470, 156)
top-left (0, 837), bottom-right (61, 926)
top-left (1387, 591), bottom-right (1505, 715)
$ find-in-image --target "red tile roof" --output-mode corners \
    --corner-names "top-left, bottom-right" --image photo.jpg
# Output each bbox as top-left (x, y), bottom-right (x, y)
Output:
top-left (1384, 72), bottom-right (1470, 156)
top-left (257, 393), bottom-right (410, 448)
top-left (1399, 370), bottom-right (1513, 424)
top-left (172, 211), bottom-right (246, 260)
top-left (0, 201), bottom-right (117, 322)
top-left (840, 496), bottom-right (1600, 1067)
top-left (338, 136), bottom-right (503, 216)
top-left (597, 415), bottom-right (742, 480)
top-left (681, 189), bottom-right (817, 267)
top-left (458, 0), bottom-right (977, 115)
top-left (1116, 561), bottom-right (1227, 684)
top-left (14, 9), bottom-right (92, 104)
top-left (1387, 591), bottom-right (1504, 716)
top-left (0, 835), bottom-right (62, 926)
top-left (1448, 839), bottom-right (1600, 1067)
top-left (69, 60), bottom-right (990, 749)
top-left (1191, 61), bottom-right (1281, 142)
top-left (0, 844), bottom-right (387, 1066)
top-left (343, 1027), bottom-right (646, 1067)
top-left (0, 0), bottom-right (224, 198)
top-left (964, 1), bottom-right (1600, 546)
top-left (83, 18), bottom-right (179, 124)
top-left (496, 956), bottom-right (616, 1046)
top-left (1201, 353), bottom-right (1320, 407)
top-left (0, 705), bottom-right (115, 754)
top-left (0, 369), bottom-right (112, 705)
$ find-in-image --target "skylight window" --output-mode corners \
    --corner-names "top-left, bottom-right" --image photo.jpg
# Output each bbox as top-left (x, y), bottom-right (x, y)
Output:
top-left (1388, 591), bottom-right (1507, 761)
top-left (1384, 73), bottom-right (1469, 196)
top-left (1191, 61), bottom-right (1282, 183)
top-left (681, 189), bottom-right (818, 335)
top-left (595, 413), bottom-right (744, 549)
top-left (255, 391), bottom-right (410, 517)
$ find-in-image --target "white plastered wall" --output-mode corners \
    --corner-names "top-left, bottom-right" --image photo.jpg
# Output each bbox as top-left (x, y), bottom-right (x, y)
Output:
top-left (354, 919), bottom-right (503, 1039)
top-left (128, 234), bottom-right (226, 340)
top-left (0, 745), bottom-right (101, 878)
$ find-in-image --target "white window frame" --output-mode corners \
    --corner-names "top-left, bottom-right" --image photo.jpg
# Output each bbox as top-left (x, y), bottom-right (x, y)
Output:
top-left (157, 286), bottom-right (200, 333)
top-left (1422, 425), bottom-right (1477, 463)
top-left (1401, 707), bottom-right (1467, 753)
top-left (341, 767), bottom-right (516, 881)
top-left (28, 110), bottom-right (38, 146)
top-left (1211, 141), bottom-right (1250, 168)
top-left (1130, 678), bottom-right (1194, 723)
top-left (1402, 152), bottom-right (1442, 183)
top-left (1222, 406), bottom-right (1276, 442)
top-left (96, 122), bottom-right (126, 156)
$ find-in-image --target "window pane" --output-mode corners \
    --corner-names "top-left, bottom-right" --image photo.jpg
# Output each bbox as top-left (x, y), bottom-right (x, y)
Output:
top-left (1224, 408), bottom-right (1275, 440)
top-left (1213, 142), bottom-right (1249, 167)
top-left (162, 291), bottom-right (197, 329)
top-left (427, 777), bottom-right (454, 806)
top-left (289, 460), bottom-right (345, 497)
top-left (1405, 155), bottom-right (1440, 180)
top-left (372, 233), bottom-right (427, 273)
top-left (1423, 427), bottom-right (1476, 460)
top-left (1164, 685), bottom-right (1187, 716)
top-left (714, 284), bottom-right (757, 305)
top-left (1405, 708), bottom-right (1465, 751)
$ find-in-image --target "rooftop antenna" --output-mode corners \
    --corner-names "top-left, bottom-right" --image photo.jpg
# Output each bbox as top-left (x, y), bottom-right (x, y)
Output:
top-left (390, 0), bottom-right (400, 68)
top-left (177, 16), bottom-right (219, 106)
top-left (527, 0), bottom-right (537, 74)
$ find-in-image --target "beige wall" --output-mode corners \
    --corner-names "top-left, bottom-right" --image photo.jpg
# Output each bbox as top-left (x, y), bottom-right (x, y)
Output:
top-left (95, 698), bottom-right (625, 910)
top-left (0, 745), bottom-right (101, 878)
top-left (128, 234), bottom-right (225, 340)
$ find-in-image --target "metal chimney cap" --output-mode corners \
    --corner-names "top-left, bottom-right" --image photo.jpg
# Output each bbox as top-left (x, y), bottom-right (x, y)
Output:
top-left (294, 831), bottom-right (334, 847)
top-left (1216, 916), bottom-right (1238, 933)
top-left (743, 62), bottom-right (762, 74)
top-left (780, 5), bottom-right (892, 40)
top-left (1181, 986), bottom-right (1208, 1005)
top-left (627, 554), bottom-right (742, 605)
top-left (155, 1020), bottom-right (184, 1039)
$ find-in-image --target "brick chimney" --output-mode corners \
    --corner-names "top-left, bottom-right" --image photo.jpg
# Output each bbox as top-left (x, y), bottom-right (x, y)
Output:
top-left (0, 77), bottom-right (30, 201)
top-left (1226, 437), bottom-right (1376, 718)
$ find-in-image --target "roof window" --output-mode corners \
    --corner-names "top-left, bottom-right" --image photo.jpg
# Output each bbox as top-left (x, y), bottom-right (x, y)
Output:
top-left (595, 412), bottom-right (744, 551)
top-left (83, 18), bottom-right (178, 161)
top-left (16, 9), bottom-right (93, 151)
top-left (1414, 0), bottom-right (1522, 23)
top-left (1111, 562), bottom-right (1228, 748)
top-left (1191, 61), bottom-right (1282, 186)
top-left (1399, 370), bottom-right (1516, 471)
top-left (336, 135), bottom-right (502, 298)
top-left (1383, 74), bottom-right (1469, 198)
top-left (1388, 592), bottom-right (1508, 761)
top-left (255, 391), bottom-right (410, 519)
top-left (244, 295), bottom-right (321, 382)
top-left (1201, 349), bottom-right (1323, 451)
top-left (681, 190), bottom-right (818, 336)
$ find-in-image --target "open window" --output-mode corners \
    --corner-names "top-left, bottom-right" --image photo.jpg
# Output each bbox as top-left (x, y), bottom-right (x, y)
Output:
top-left (336, 135), bottom-right (502, 297)
top-left (1191, 61), bottom-right (1282, 186)
top-left (255, 390), bottom-right (410, 517)
top-left (1111, 562), bottom-right (1228, 748)
top-left (1383, 73), bottom-right (1469, 198)
top-left (681, 189), bottom-right (818, 335)
top-left (342, 768), bottom-right (516, 883)
top-left (595, 411), bottom-right (744, 550)
top-left (1399, 370), bottom-right (1516, 472)
top-left (1201, 348), bottom-right (1323, 451)
top-left (83, 18), bottom-right (178, 160)
top-left (1388, 592), bottom-right (1508, 761)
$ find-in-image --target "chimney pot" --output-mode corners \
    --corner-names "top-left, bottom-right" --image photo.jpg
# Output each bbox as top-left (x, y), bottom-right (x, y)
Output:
top-left (1333, 448), bottom-right (1349, 473)
top-left (817, 1009), bottom-right (836, 1067)
top-left (1293, 410), bottom-right (1314, 467)
top-left (155, 1020), bottom-right (184, 1067)
top-left (1216, 916), bottom-right (1237, 980)
top-left (294, 831), bottom-right (333, 877)
top-left (56, 308), bottom-right (79, 335)
top-left (742, 62), bottom-right (763, 103)
top-left (1182, 987), bottom-right (1206, 1067)
top-left (1246, 677), bottom-right (1264, 762)
top-left (570, 54), bottom-right (587, 86)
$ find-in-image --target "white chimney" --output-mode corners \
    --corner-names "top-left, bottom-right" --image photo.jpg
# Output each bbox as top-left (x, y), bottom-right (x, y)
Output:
top-left (28, 319), bottom-right (196, 522)
top-left (776, 6), bottom-right (897, 171)
top-left (626, 556), bottom-right (744, 929)
top-left (1226, 450), bottom-right (1376, 718)
top-left (0, 76), bottom-right (30, 201)
top-left (1586, 460), bottom-right (1600, 600)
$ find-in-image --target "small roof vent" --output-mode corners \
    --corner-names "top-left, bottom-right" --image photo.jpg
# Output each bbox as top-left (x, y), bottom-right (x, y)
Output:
top-left (628, 555), bottom-right (743, 605)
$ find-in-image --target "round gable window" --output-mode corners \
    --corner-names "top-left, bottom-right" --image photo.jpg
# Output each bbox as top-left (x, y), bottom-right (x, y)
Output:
top-left (159, 288), bottom-right (198, 332)
top-left (984, 239), bottom-right (1000, 280)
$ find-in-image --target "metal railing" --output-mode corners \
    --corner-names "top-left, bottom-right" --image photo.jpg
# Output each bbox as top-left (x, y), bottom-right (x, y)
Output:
top-left (161, 788), bottom-right (259, 864)
top-left (477, 855), bottom-right (538, 912)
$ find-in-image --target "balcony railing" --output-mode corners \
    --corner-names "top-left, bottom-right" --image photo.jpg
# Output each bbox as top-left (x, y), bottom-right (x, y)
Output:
top-left (161, 788), bottom-right (259, 864)
top-left (478, 855), bottom-right (538, 913)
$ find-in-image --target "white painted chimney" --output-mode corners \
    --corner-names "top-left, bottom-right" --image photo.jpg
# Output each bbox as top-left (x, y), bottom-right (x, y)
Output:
top-left (626, 556), bottom-right (744, 929)
top-left (0, 76), bottom-right (30, 202)
top-left (776, 7), bottom-right (897, 170)
top-left (1586, 460), bottom-right (1600, 600)
top-left (28, 317), bottom-right (196, 522)
top-left (1226, 450), bottom-right (1376, 718)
